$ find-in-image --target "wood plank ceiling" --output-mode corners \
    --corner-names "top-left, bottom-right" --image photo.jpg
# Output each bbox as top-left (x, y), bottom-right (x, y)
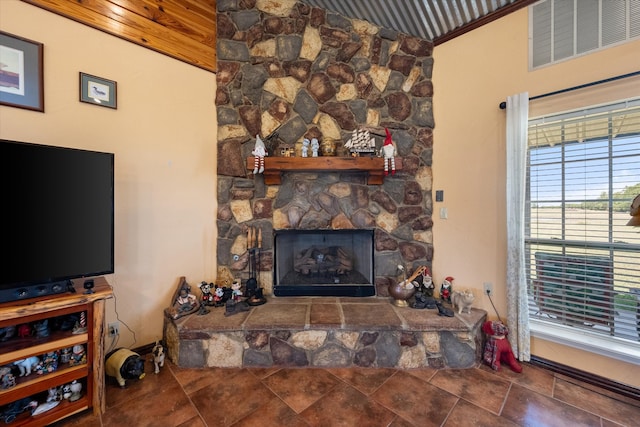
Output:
top-left (21, 0), bottom-right (217, 73)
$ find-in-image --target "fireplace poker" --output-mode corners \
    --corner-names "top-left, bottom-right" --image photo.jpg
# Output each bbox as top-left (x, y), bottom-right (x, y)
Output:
top-left (245, 226), bottom-right (258, 295)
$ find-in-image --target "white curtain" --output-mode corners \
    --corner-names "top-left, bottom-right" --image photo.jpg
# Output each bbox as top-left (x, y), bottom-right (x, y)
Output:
top-left (505, 92), bottom-right (530, 361)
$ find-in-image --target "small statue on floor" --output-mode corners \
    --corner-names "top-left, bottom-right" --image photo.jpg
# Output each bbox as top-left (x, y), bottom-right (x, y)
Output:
top-left (482, 320), bottom-right (522, 373)
top-left (152, 341), bottom-right (165, 374)
top-left (166, 277), bottom-right (201, 319)
top-left (105, 348), bottom-right (146, 387)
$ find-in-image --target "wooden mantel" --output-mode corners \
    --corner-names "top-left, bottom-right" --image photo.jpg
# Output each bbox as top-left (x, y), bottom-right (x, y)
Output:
top-left (246, 156), bottom-right (404, 185)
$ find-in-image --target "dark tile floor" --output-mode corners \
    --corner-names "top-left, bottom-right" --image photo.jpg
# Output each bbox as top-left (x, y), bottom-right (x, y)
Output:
top-left (54, 356), bottom-right (640, 427)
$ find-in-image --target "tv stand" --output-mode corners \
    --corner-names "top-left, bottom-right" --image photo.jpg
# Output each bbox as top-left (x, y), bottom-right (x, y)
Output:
top-left (0, 277), bottom-right (113, 425)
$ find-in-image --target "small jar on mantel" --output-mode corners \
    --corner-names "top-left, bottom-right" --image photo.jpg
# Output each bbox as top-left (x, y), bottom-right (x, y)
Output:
top-left (320, 139), bottom-right (337, 156)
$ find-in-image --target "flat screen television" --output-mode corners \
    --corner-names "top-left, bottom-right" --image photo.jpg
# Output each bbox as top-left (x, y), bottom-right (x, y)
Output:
top-left (0, 139), bottom-right (114, 303)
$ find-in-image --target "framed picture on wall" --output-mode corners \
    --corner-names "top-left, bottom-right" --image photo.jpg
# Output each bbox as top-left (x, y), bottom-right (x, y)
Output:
top-left (0, 31), bottom-right (44, 112)
top-left (80, 72), bottom-right (117, 109)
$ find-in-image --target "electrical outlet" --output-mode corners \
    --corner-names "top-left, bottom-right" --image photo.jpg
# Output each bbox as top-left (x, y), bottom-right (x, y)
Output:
top-left (483, 282), bottom-right (493, 296)
top-left (108, 322), bottom-right (119, 337)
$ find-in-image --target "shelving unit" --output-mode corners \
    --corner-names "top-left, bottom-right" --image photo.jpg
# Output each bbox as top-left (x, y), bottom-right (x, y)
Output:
top-left (0, 277), bottom-right (112, 425)
top-left (246, 156), bottom-right (404, 185)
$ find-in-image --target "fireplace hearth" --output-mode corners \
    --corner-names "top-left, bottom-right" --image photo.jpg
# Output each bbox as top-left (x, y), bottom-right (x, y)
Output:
top-left (274, 229), bottom-right (374, 297)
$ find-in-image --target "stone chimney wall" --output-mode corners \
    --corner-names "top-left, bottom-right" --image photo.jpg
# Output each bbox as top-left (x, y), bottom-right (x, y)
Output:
top-left (215, 0), bottom-right (434, 295)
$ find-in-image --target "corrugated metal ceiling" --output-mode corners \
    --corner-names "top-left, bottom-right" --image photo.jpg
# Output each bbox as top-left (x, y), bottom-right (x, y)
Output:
top-left (302, 0), bottom-right (534, 44)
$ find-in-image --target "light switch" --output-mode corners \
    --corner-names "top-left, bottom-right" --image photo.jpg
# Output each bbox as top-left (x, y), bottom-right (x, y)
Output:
top-left (440, 207), bottom-right (448, 219)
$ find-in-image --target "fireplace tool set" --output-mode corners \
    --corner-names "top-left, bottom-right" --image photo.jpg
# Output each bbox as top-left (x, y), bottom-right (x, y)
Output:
top-left (246, 226), bottom-right (266, 305)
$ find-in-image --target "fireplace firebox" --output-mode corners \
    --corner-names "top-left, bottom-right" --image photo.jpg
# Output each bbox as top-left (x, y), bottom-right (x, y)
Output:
top-left (273, 229), bottom-right (375, 297)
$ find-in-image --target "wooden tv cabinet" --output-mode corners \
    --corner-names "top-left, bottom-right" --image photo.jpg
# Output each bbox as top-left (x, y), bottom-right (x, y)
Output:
top-left (0, 277), bottom-right (112, 425)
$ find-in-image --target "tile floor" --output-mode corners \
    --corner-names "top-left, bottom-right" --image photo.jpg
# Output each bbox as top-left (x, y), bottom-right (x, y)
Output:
top-left (54, 356), bottom-right (640, 427)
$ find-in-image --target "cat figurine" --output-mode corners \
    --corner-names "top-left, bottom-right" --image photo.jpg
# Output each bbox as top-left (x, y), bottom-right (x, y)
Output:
top-left (451, 290), bottom-right (475, 314)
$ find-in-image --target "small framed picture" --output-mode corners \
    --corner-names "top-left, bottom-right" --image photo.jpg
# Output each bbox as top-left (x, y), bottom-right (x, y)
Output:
top-left (0, 31), bottom-right (44, 112)
top-left (80, 72), bottom-right (117, 109)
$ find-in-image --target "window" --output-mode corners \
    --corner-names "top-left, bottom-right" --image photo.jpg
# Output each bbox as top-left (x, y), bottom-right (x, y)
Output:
top-left (530, 0), bottom-right (640, 69)
top-left (526, 99), bottom-right (640, 356)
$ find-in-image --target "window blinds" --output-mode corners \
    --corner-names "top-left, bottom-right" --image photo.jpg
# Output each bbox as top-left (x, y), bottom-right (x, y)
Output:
top-left (526, 99), bottom-right (640, 342)
top-left (530, 0), bottom-right (640, 69)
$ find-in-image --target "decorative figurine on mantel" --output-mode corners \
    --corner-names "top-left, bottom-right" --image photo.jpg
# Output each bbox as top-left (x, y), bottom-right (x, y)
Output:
top-left (252, 134), bottom-right (267, 174)
top-left (440, 276), bottom-right (454, 303)
top-left (311, 138), bottom-right (319, 157)
top-left (381, 128), bottom-right (397, 175)
top-left (345, 129), bottom-right (376, 156)
top-left (301, 138), bottom-right (310, 157)
top-left (165, 276), bottom-right (201, 319)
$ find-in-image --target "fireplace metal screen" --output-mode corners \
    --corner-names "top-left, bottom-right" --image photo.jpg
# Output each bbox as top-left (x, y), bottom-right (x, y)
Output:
top-left (273, 229), bottom-right (375, 297)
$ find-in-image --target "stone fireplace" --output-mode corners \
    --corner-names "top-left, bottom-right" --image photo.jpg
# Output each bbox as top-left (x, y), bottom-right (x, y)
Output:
top-left (215, 2), bottom-right (435, 296)
top-left (162, 1), bottom-right (487, 372)
top-left (274, 228), bottom-right (374, 296)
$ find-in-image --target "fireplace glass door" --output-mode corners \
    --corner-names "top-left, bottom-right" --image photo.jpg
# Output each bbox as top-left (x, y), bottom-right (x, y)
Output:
top-left (273, 229), bottom-right (375, 297)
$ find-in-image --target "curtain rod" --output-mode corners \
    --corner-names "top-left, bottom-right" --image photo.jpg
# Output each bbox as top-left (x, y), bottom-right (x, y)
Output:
top-left (498, 70), bottom-right (640, 110)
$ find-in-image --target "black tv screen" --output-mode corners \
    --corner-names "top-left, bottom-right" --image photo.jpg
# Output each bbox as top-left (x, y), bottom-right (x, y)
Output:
top-left (0, 140), bottom-right (114, 302)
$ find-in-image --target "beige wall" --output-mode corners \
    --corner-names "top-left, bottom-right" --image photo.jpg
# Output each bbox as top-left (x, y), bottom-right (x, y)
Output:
top-left (433, 8), bottom-right (640, 387)
top-left (0, 1), bottom-right (217, 348)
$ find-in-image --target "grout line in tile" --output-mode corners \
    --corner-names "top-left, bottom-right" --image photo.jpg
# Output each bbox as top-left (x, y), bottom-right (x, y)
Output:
top-left (440, 397), bottom-right (461, 427)
top-left (498, 381), bottom-right (513, 416)
top-left (167, 362), bottom-right (208, 427)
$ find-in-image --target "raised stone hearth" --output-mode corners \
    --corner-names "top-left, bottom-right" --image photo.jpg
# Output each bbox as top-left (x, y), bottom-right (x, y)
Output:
top-left (164, 298), bottom-right (487, 369)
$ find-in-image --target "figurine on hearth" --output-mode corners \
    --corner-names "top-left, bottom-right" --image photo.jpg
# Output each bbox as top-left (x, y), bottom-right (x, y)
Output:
top-left (302, 138), bottom-right (310, 157)
top-left (231, 279), bottom-right (243, 302)
top-left (440, 276), bottom-right (453, 303)
top-left (199, 281), bottom-right (215, 306)
top-left (252, 135), bottom-right (267, 174)
top-left (381, 128), bottom-right (397, 175)
top-left (166, 276), bottom-right (201, 319)
top-left (414, 267), bottom-right (434, 297)
top-left (482, 320), bottom-right (522, 373)
top-left (213, 285), bottom-right (225, 307)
